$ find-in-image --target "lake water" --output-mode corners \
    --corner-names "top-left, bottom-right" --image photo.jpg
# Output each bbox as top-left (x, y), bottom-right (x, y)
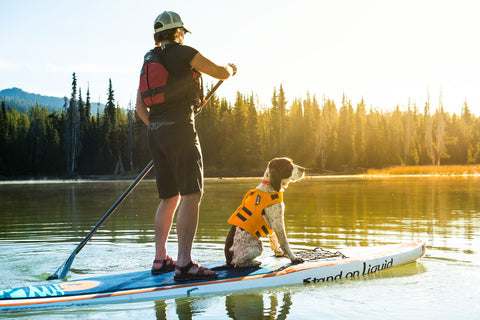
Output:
top-left (0, 176), bottom-right (479, 319)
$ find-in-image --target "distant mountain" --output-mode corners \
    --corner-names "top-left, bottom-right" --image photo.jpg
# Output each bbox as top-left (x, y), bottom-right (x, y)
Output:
top-left (0, 87), bottom-right (104, 113)
top-left (0, 87), bottom-right (66, 113)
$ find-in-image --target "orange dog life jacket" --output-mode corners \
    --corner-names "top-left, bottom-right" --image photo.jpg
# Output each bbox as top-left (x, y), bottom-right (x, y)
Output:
top-left (228, 189), bottom-right (283, 239)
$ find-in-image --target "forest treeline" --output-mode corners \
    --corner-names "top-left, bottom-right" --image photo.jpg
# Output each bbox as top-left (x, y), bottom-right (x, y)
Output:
top-left (1, 73), bottom-right (479, 178)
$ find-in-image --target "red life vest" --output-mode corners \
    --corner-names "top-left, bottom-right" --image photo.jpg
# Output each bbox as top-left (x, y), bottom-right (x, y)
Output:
top-left (139, 45), bottom-right (204, 110)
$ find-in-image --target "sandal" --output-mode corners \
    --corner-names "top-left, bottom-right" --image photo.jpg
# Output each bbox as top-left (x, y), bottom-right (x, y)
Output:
top-left (174, 261), bottom-right (218, 282)
top-left (151, 256), bottom-right (176, 275)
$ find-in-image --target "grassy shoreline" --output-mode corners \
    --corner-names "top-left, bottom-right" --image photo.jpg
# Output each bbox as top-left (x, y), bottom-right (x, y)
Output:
top-left (365, 164), bottom-right (480, 176)
top-left (1, 165), bottom-right (480, 183)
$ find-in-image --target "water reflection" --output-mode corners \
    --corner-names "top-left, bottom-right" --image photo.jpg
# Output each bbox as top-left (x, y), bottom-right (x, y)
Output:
top-left (225, 292), bottom-right (292, 320)
top-left (154, 291), bottom-right (292, 320)
top-left (282, 177), bottom-right (480, 251)
top-left (1, 177), bottom-right (478, 260)
top-left (0, 178), bottom-right (480, 246)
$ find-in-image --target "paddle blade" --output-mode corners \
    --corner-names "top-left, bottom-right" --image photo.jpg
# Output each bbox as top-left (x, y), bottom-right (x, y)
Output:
top-left (47, 254), bottom-right (75, 280)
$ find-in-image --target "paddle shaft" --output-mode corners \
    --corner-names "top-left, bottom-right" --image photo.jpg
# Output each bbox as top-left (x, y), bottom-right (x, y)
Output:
top-left (205, 80), bottom-right (223, 101)
top-left (48, 161), bottom-right (154, 280)
top-left (76, 161), bottom-right (154, 254)
top-left (194, 80), bottom-right (223, 114)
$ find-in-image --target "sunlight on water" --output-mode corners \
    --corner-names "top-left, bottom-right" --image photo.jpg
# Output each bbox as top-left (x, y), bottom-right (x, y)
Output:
top-left (0, 177), bottom-right (479, 319)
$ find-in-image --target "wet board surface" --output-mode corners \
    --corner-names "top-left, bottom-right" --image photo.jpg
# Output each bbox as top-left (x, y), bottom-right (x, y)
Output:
top-left (0, 240), bottom-right (425, 311)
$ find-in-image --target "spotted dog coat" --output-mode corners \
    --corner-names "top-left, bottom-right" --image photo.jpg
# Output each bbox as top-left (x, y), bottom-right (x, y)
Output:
top-left (224, 157), bottom-right (305, 268)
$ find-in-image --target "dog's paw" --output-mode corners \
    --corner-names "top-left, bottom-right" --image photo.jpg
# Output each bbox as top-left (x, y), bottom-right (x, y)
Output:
top-left (291, 257), bottom-right (305, 264)
top-left (235, 260), bottom-right (262, 268)
top-left (274, 251), bottom-right (286, 257)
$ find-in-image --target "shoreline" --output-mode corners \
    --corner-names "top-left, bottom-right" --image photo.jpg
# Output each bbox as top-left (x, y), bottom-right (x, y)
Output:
top-left (1, 173), bottom-right (479, 185)
top-left (1, 165), bottom-right (479, 184)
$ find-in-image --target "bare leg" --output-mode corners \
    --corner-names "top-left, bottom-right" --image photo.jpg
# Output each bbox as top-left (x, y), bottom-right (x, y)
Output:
top-left (175, 192), bottom-right (216, 276)
top-left (153, 195), bottom-right (180, 269)
top-left (175, 192), bottom-right (201, 266)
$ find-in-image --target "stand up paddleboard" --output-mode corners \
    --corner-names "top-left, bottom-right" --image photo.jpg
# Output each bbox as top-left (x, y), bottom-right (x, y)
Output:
top-left (0, 240), bottom-right (425, 311)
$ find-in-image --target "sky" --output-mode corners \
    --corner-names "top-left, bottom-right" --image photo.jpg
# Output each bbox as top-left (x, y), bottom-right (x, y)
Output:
top-left (1, 0), bottom-right (479, 115)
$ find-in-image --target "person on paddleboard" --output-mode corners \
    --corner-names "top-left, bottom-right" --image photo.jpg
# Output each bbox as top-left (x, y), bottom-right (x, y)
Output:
top-left (136, 11), bottom-right (236, 281)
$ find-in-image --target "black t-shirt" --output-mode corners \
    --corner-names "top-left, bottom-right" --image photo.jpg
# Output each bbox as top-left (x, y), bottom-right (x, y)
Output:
top-left (146, 43), bottom-right (199, 123)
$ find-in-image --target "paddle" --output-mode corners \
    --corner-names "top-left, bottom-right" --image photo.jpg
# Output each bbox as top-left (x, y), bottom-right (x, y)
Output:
top-left (194, 80), bottom-right (223, 114)
top-left (47, 79), bottom-right (224, 280)
top-left (47, 161), bottom-right (154, 280)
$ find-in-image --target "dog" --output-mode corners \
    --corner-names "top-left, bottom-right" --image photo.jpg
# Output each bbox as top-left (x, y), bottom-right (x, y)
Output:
top-left (224, 157), bottom-right (305, 268)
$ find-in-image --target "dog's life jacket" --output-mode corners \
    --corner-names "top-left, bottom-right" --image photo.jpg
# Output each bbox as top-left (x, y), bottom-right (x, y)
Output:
top-left (228, 189), bottom-right (283, 239)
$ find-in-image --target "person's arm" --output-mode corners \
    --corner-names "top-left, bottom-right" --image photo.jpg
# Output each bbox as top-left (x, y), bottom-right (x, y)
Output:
top-left (190, 53), bottom-right (236, 80)
top-left (135, 87), bottom-right (150, 126)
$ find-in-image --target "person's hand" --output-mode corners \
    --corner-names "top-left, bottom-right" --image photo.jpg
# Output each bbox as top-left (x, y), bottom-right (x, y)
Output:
top-left (228, 63), bottom-right (237, 76)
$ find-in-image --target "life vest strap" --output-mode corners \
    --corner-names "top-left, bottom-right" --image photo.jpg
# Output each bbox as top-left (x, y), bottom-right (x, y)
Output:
top-left (236, 212), bottom-right (247, 222)
top-left (242, 206), bottom-right (253, 216)
top-left (141, 86), bottom-right (166, 100)
top-left (270, 193), bottom-right (279, 200)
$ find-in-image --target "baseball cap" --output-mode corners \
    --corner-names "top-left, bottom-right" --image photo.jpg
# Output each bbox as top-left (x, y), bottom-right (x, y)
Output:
top-left (154, 11), bottom-right (191, 34)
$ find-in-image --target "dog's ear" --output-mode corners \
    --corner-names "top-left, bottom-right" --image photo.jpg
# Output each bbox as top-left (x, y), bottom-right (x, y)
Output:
top-left (268, 158), bottom-right (293, 192)
top-left (269, 166), bottom-right (282, 192)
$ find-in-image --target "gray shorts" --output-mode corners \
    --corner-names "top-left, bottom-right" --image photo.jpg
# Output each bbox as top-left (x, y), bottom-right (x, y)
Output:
top-left (147, 121), bottom-right (203, 199)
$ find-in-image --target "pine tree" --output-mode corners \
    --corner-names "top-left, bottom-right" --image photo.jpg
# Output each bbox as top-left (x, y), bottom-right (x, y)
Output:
top-left (127, 101), bottom-right (135, 172)
top-left (461, 100), bottom-right (475, 164)
top-left (403, 100), bottom-right (413, 165)
top-left (354, 97), bottom-right (367, 168)
top-left (287, 97), bottom-right (304, 161)
top-left (27, 104), bottom-right (45, 174)
top-left (78, 88), bottom-right (85, 134)
top-left (85, 86), bottom-right (92, 120)
top-left (105, 79), bottom-right (116, 125)
top-left (270, 87), bottom-right (279, 155)
top-left (231, 92), bottom-right (249, 171)
top-left (277, 85), bottom-right (287, 154)
top-left (102, 79), bottom-right (118, 172)
top-left (435, 93), bottom-right (447, 165)
top-left (318, 97), bottom-right (337, 170)
top-left (388, 105), bottom-right (402, 165)
top-left (424, 96), bottom-right (435, 165)
top-left (246, 94), bottom-right (260, 168)
top-left (64, 72), bottom-right (81, 175)
top-left (0, 101), bottom-right (7, 165)
top-left (337, 94), bottom-right (354, 167)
